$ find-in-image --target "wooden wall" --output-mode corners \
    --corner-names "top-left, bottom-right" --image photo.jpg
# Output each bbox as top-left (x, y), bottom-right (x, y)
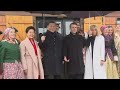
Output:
top-left (0, 16), bottom-right (6, 41)
top-left (84, 16), bottom-right (117, 34)
top-left (0, 15), bottom-right (33, 42)
top-left (105, 16), bottom-right (116, 29)
top-left (84, 16), bottom-right (103, 34)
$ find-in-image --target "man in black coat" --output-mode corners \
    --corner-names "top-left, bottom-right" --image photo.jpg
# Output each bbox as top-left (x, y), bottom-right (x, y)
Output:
top-left (38, 21), bottom-right (64, 79)
top-left (63, 22), bottom-right (86, 79)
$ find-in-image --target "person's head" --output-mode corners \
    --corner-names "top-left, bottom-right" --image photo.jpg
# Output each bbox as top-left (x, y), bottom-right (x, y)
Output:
top-left (4, 27), bottom-right (17, 40)
top-left (56, 23), bottom-right (60, 32)
top-left (100, 25), bottom-right (109, 36)
top-left (47, 21), bottom-right (56, 32)
top-left (114, 30), bottom-right (120, 39)
top-left (70, 22), bottom-right (78, 34)
top-left (26, 26), bottom-right (35, 39)
top-left (107, 26), bottom-right (114, 35)
top-left (78, 29), bottom-right (84, 36)
top-left (73, 21), bottom-right (80, 31)
top-left (116, 24), bottom-right (120, 30)
top-left (90, 25), bottom-right (98, 36)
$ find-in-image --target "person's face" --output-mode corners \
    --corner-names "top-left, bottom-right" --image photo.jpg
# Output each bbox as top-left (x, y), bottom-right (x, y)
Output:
top-left (116, 25), bottom-right (120, 30)
top-left (70, 24), bottom-right (78, 34)
top-left (91, 28), bottom-right (97, 36)
top-left (76, 23), bottom-right (80, 30)
top-left (47, 23), bottom-right (56, 32)
top-left (27, 29), bottom-right (35, 39)
top-left (103, 28), bottom-right (109, 36)
top-left (8, 29), bottom-right (16, 39)
top-left (108, 28), bottom-right (113, 35)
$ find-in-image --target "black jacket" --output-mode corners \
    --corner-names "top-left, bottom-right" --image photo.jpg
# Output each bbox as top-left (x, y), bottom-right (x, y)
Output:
top-left (38, 30), bottom-right (64, 75)
top-left (63, 32), bottom-right (86, 75)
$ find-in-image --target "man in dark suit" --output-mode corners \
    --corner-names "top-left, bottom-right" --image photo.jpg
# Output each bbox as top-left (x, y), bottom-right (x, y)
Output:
top-left (38, 21), bottom-right (64, 79)
top-left (63, 22), bottom-right (86, 79)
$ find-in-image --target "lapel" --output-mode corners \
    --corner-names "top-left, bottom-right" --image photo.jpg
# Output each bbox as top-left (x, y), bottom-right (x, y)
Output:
top-left (24, 38), bottom-right (38, 67)
top-left (34, 40), bottom-right (41, 60)
top-left (89, 43), bottom-right (92, 54)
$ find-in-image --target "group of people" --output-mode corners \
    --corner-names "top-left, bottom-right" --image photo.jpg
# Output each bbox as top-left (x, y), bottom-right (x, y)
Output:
top-left (0, 27), bottom-right (44, 79)
top-left (0, 21), bottom-right (120, 79)
top-left (84, 25), bottom-right (119, 79)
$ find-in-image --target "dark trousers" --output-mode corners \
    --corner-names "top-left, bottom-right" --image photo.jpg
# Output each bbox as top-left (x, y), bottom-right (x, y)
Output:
top-left (68, 74), bottom-right (84, 79)
top-left (45, 75), bottom-right (63, 79)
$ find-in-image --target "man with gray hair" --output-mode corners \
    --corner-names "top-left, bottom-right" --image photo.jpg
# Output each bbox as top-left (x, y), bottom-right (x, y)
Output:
top-left (84, 25), bottom-right (106, 79)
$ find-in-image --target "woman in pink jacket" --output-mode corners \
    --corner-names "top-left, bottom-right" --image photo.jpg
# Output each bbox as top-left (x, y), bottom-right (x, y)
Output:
top-left (20, 26), bottom-right (44, 79)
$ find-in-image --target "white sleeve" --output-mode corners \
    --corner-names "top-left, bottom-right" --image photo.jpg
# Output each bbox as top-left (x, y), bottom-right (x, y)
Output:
top-left (100, 36), bottom-right (105, 61)
top-left (84, 32), bottom-right (88, 39)
top-left (114, 56), bottom-right (118, 61)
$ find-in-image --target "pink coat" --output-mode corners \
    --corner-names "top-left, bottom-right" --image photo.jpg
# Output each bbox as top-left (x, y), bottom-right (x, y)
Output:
top-left (20, 38), bottom-right (44, 79)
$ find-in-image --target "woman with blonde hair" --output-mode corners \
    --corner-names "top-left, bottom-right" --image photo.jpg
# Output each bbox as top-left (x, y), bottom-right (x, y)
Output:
top-left (84, 25), bottom-right (106, 79)
top-left (114, 28), bottom-right (120, 78)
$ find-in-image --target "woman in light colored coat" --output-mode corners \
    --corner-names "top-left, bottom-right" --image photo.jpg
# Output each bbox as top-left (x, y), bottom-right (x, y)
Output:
top-left (84, 25), bottom-right (106, 79)
top-left (20, 26), bottom-right (44, 79)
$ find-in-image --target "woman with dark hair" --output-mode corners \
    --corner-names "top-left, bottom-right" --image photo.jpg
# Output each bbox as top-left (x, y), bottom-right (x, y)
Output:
top-left (84, 25), bottom-right (106, 79)
top-left (101, 25), bottom-right (119, 79)
top-left (20, 26), bottom-right (44, 79)
top-left (108, 26), bottom-right (114, 38)
top-left (0, 27), bottom-right (24, 79)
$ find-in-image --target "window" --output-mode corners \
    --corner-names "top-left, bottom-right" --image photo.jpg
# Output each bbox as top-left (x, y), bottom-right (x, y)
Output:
top-left (38, 20), bottom-right (49, 34)
top-left (117, 18), bottom-right (120, 25)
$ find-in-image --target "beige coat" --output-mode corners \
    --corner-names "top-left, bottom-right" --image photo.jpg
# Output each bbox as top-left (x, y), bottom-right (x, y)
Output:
top-left (20, 38), bottom-right (44, 79)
